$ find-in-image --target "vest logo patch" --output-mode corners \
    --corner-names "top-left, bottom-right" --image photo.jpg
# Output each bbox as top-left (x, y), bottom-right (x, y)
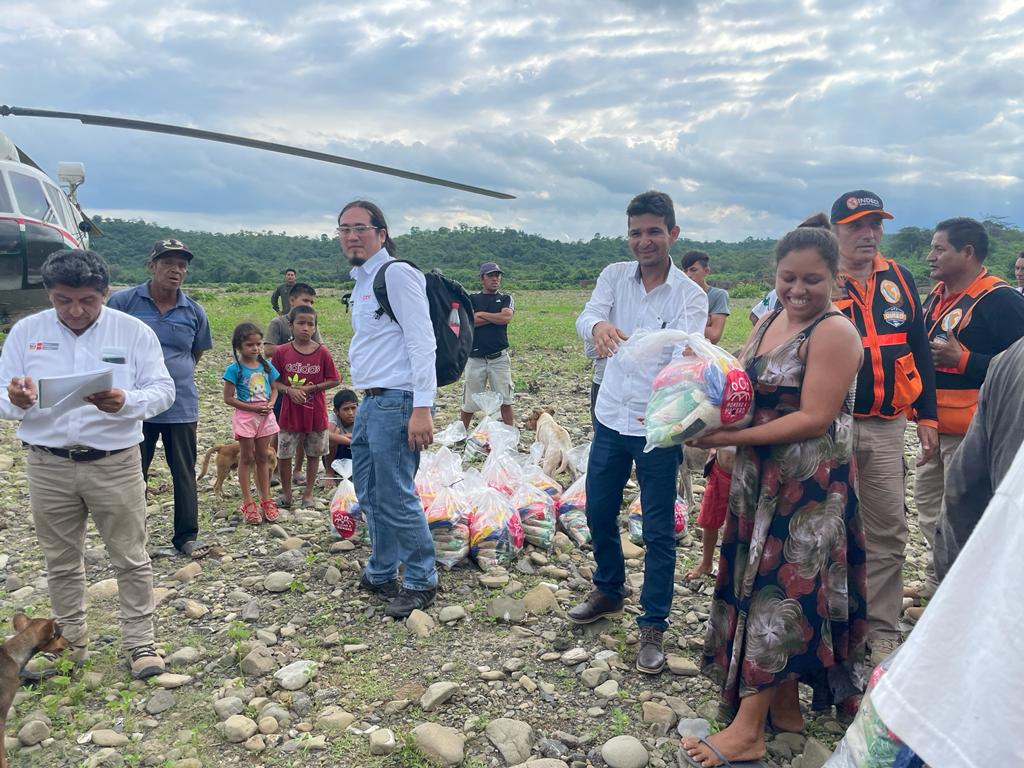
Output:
top-left (883, 306), bottom-right (907, 328)
top-left (880, 280), bottom-right (901, 304)
top-left (941, 308), bottom-right (963, 332)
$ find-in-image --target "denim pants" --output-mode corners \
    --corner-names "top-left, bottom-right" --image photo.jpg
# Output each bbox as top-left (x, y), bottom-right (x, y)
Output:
top-left (586, 420), bottom-right (680, 630)
top-left (140, 421), bottom-right (199, 552)
top-left (352, 389), bottom-right (437, 591)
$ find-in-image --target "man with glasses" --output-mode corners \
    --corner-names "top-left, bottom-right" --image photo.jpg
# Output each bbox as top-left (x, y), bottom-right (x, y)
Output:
top-left (338, 200), bottom-right (438, 620)
top-left (108, 239), bottom-right (213, 559)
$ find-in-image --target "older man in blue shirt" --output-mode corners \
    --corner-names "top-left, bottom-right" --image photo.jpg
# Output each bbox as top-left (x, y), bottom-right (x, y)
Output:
top-left (108, 239), bottom-right (213, 557)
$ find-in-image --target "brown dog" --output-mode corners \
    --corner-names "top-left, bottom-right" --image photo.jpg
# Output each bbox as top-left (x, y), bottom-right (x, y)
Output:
top-left (524, 406), bottom-right (574, 479)
top-left (1, 614), bottom-right (68, 767)
top-left (198, 442), bottom-right (278, 497)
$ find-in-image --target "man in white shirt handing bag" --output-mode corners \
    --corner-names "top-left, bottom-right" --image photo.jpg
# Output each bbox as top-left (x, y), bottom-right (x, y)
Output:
top-left (570, 191), bottom-right (708, 674)
top-left (0, 249), bottom-right (175, 681)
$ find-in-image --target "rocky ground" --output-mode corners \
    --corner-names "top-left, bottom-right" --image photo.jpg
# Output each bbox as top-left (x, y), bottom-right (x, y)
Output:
top-left (0, 348), bottom-right (934, 768)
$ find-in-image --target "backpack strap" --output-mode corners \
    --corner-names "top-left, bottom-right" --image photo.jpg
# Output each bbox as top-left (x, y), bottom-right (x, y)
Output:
top-left (372, 258), bottom-right (420, 324)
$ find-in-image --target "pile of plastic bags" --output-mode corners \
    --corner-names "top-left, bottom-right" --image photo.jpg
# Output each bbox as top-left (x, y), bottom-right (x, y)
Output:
top-left (627, 494), bottom-right (688, 546)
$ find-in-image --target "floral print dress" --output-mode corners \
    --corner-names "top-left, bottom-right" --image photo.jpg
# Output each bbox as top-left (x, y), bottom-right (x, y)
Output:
top-left (702, 310), bottom-right (868, 711)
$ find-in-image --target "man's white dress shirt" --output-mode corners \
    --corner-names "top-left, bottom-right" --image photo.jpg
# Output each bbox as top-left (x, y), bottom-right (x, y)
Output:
top-left (577, 261), bottom-right (707, 436)
top-left (0, 307), bottom-right (174, 450)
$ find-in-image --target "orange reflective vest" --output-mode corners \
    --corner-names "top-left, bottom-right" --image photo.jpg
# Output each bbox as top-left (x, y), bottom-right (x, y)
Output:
top-left (924, 270), bottom-right (1013, 434)
top-left (835, 256), bottom-right (936, 423)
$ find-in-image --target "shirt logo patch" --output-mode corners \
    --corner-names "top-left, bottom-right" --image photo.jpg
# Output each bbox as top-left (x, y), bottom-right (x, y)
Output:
top-left (28, 341), bottom-right (59, 351)
top-left (941, 308), bottom-right (963, 332)
top-left (879, 280), bottom-right (901, 304)
top-left (883, 306), bottom-right (907, 328)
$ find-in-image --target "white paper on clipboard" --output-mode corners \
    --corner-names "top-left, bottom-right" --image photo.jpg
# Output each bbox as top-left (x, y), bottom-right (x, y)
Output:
top-left (37, 369), bottom-right (113, 415)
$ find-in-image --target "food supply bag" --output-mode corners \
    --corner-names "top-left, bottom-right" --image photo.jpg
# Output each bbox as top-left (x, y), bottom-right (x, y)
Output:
top-left (521, 443), bottom-right (563, 499)
top-left (481, 448), bottom-right (523, 497)
top-left (511, 482), bottom-right (557, 549)
top-left (465, 391), bottom-right (506, 457)
top-left (329, 459), bottom-right (367, 543)
top-left (466, 481), bottom-right (524, 570)
top-left (426, 484), bottom-right (471, 569)
top-left (434, 420), bottom-right (468, 447)
top-left (619, 330), bottom-right (753, 450)
top-left (556, 472), bottom-right (590, 547)
top-left (626, 494), bottom-right (688, 546)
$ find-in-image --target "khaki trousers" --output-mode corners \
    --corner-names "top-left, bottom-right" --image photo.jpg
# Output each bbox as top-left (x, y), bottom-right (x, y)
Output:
top-left (913, 433), bottom-right (964, 587)
top-left (26, 447), bottom-right (155, 650)
top-left (852, 416), bottom-right (909, 644)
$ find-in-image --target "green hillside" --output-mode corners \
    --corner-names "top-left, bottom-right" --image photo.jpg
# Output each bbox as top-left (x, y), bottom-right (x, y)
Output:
top-left (91, 216), bottom-right (1024, 293)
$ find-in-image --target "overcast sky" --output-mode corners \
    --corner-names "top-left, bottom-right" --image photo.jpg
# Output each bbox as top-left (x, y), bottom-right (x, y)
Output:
top-left (2, 0), bottom-right (1023, 242)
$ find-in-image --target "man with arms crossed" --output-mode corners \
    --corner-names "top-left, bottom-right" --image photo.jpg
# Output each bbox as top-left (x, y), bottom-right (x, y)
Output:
top-left (570, 190), bottom-right (707, 674)
top-left (339, 200), bottom-right (438, 619)
top-left (830, 190), bottom-right (938, 666)
top-left (0, 249), bottom-right (174, 680)
top-left (461, 262), bottom-right (515, 428)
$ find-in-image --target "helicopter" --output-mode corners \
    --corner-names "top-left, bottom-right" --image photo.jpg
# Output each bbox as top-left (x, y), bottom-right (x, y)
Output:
top-left (0, 105), bottom-right (514, 338)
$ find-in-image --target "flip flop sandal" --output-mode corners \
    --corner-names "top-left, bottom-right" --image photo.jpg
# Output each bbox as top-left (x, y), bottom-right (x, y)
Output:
top-left (300, 499), bottom-right (317, 509)
top-left (678, 737), bottom-right (767, 768)
top-left (180, 540), bottom-right (213, 559)
top-left (274, 495), bottom-right (293, 509)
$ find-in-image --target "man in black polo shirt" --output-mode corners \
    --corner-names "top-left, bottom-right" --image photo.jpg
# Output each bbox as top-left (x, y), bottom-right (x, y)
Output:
top-left (460, 262), bottom-right (515, 427)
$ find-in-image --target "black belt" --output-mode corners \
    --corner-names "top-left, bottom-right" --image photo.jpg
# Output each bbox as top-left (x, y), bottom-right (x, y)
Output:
top-left (474, 350), bottom-right (507, 361)
top-left (28, 445), bottom-right (133, 463)
top-left (363, 388), bottom-right (388, 397)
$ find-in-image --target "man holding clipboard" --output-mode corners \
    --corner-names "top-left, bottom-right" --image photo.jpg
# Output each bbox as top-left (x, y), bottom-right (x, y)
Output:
top-left (0, 249), bottom-right (175, 681)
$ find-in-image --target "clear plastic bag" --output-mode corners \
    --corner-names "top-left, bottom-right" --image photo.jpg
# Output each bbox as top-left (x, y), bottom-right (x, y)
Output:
top-left (434, 420), bottom-right (468, 447)
top-left (556, 473), bottom-right (589, 546)
top-left (626, 494), bottom-right (688, 546)
top-left (465, 391), bottom-right (504, 457)
top-left (329, 459), bottom-right (365, 542)
top-left (520, 443), bottom-right (564, 499)
top-left (619, 330), bottom-right (754, 450)
top-left (481, 449), bottom-right (524, 497)
top-left (568, 441), bottom-right (591, 477)
top-left (466, 482), bottom-right (524, 570)
top-left (511, 482), bottom-right (557, 549)
top-left (426, 485), bottom-right (471, 569)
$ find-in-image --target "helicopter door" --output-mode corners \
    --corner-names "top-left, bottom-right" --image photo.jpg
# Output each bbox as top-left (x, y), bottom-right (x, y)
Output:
top-left (0, 219), bottom-right (21, 289)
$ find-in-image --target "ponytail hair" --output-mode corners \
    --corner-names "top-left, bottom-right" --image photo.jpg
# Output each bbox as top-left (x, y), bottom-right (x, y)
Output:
top-left (230, 322), bottom-right (271, 380)
top-left (339, 199), bottom-right (397, 257)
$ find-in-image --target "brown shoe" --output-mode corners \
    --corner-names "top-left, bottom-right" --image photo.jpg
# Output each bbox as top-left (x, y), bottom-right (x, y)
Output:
top-left (636, 625), bottom-right (665, 674)
top-left (567, 589), bottom-right (624, 624)
top-left (126, 644), bottom-right (166, 679)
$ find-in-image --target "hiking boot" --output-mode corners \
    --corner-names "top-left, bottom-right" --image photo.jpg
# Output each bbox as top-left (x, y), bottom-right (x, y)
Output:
top-left (869, 636), bottom-right (901, 667)
top-left (384, 587), bottom-right (437, 619)
top-left (22, 641), bottom-right (89, 682)
top-left (359, 573), bottom-right (400, 601)
top-left (567, 589), bottom-right (624, 624)
top-left (636, 625), bottom-right (666, 674)
top-left (126, 644), bottom-right (166, 679)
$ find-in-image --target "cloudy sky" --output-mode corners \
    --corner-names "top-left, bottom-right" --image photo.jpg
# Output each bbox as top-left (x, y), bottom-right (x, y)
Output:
top-left (2, 0), bottom-right (1023, 242)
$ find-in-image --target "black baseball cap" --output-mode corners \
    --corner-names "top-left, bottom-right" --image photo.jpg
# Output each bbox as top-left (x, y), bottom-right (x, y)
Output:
top-left (830, 190), bottom-right (895, 225)
top-left (149, 239), bottom-right (194, 261)
top-left (479, 262), bottom-right (503, 276)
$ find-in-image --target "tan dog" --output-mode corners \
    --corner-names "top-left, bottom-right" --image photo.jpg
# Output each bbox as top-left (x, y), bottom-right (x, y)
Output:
top-left (2, 614), bottom-right (68, 768)
top-left (524, 406), bottom-right (574, 479)
top-left (198, 442), bottom-right (278, 497)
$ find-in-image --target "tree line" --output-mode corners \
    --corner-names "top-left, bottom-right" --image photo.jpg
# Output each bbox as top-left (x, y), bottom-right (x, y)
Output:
top-left (91, 216), bottom-right (1024, 292)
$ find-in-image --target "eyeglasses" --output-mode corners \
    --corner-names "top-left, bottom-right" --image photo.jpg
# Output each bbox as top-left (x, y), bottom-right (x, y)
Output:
top-left (336, 225), bottom-right (381, 236)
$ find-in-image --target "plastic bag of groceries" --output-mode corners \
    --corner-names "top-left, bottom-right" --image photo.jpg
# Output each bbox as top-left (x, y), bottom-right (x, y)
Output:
top-left (568, 441), bottom-right (591, 477)
top-left (465, 471), bottom-right (524, 569)
top-left (415, 446), bottom-right (463, 511)
top-left (627, 494), bottom-right (688, 546)
top-left (465, 392), bottom-right (520, 458)
top-left (519, 443), bottom-right (564, 499)
top-left (556, 473), bottom-right (590, 546)
top-left (826, 652), bottom-right (917, 768)
top-left (511, 481), bottom-right (557, 549)
top-left (329, 459), bottom-right (366, 543)
top-left (481, 448), bottom-right (524, 497)
top-left (425, 484), bottom-right (471, 569)
top-left (434, 420), bottom-right (468, 447)
top-left (618, 330), bottom-right (753, 450)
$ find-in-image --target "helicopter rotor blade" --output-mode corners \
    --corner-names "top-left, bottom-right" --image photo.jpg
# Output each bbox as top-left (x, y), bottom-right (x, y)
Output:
top-left (1, 105), bottom-right (515, 200)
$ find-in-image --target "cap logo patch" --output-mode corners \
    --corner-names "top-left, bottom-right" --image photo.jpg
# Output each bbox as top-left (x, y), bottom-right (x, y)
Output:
top-left (846, 196), bottom-right (859, 210)
top-left (880, 280), bottom-right (901, 304)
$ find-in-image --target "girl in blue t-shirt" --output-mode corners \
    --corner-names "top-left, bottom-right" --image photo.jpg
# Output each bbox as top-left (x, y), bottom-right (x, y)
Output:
top-left (223, 322), bottom-right (281, 525)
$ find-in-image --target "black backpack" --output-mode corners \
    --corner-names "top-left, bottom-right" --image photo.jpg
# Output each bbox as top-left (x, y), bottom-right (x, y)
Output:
top-left (373, 260), bottom-right (475, 387)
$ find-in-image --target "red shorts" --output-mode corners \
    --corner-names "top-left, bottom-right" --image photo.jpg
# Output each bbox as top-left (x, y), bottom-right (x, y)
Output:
top-left (696, 460), bottom-right (732, 530)
top-left (233, 408), bottom-right (280, 440)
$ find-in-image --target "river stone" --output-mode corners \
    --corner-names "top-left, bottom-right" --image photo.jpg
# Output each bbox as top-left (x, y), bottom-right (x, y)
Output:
top-left (676, 718), bottom-right (710, 740)
top-left (421, 681), bottom-right (460, 711)
top-left (666, 654), bottom-right (699, 676)
top-left (438, 605), bottom-right (467, 623)
top-left (274, 660), bottom-right (317, 690)
top-left (264, 572), bottom-right (293, 593)
top-left (560, 647), bottom-right (589, 665)
top-left (316, 706), bottom-right (354, 732)
top-left (641, 701), bottom-right (676, 727)
top-left (369, 727), bottom-right (397, 755)
top-left (413, 722), bottom-right (465, 767)
top-left (406, 609), bottom-right (435, 637)
top-left (223, 715), bottom-right (258, 743)
top-left (485, 717), bottom-right (536, 765)
top-left (166, 646), bottom-right (200, 667)
top-left (182, 599), bottom-right (209, 619)
top-left (241, 599), bottom-right (261, 621)
top-left (145, 688), bottom-right (176, 715)
top-left (801, 737), bottom-right (833, 768)
top-left (581, 668), bottom-right (609, 688)
top-left (488, 596), bottom-right (526, 624)
top-left (87, 578), bottom-right (119, 600)
top-left (240, 646), bottom-right (274, 676)
top-left (174, 561), bottom-right (202, 582)
top-left (594, 679), bottom-right (619, 698)
top-left (91, 729), bottom-right (129, 747)
top-left (510, 761), bottom-right (568, 768)
top-left (155, 672), bottom-right (191, 689)
top-left (601, 735), bottom-right (649, 768)
top-left (17, 720), bottom-right (50, 746)
top-left (522, 584), bottom-right (558, 614)
top-left (214, 696), bottom-right (245, 720)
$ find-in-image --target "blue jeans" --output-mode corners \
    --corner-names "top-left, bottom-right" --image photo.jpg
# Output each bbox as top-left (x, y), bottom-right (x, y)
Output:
top-left (351, 389), bottom-right (437, 591)
top-left (586, 420), bottom-right (680, 630)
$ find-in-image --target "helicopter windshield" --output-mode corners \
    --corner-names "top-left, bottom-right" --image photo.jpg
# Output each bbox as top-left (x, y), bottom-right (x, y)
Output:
top-left (9, 170), bottom-right (53, 222)
top-left (0, 173), bottom-right (12, 214)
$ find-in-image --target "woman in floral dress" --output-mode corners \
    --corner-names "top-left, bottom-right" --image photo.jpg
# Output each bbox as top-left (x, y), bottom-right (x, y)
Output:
top-left (682, 226), bottom-right (868, 768)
